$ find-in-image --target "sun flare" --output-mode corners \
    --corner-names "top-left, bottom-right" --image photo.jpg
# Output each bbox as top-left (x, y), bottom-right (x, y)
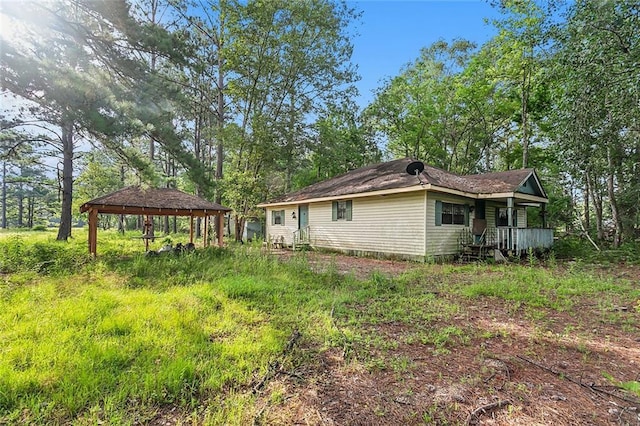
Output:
top-left (0, 12), bottom-right (14, 43)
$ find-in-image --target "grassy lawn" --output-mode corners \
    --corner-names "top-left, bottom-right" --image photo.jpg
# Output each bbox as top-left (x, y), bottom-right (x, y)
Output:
top-left (0, 229), bottom-right (638, 424)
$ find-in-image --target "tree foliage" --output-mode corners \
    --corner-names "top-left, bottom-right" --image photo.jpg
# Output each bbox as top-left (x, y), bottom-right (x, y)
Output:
top-left (1, 0), bottom-right (638, 246)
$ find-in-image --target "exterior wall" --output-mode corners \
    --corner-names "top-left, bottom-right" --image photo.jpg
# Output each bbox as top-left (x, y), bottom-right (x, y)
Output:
top-left (425, 193), bottom-right (475, 257)
top-left (265, 192), bottom-right (533, 259)
top-left (519, 208), bottom-right (527, 228)
top-left (309, 191), bottom-right (427, 259)
top-left (265, 206), bottom-right (299, 245)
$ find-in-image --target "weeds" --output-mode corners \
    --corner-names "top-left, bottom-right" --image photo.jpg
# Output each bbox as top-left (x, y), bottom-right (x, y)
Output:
top-left (0, 230), bottom-right (638, 424)
top-left (456, 265), bottom-right (638, 311)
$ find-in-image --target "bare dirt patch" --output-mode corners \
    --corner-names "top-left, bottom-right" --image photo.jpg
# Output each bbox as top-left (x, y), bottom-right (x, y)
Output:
top-left (255, 253), bottom-right (640, 425)
top-left (270, 249), bottom-right (422, 280)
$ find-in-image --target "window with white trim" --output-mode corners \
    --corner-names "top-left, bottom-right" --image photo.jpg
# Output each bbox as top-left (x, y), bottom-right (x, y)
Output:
top-left (435, 201), bottom-right (468, 226)
top-left (271, 209), bottom-right (285, 225)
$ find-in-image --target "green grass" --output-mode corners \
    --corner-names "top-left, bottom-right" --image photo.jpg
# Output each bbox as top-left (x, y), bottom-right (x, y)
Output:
top-left (0, 230), bottom-right (638, 424)
top-left (454, 264), bottom-right (638, 311)
top-left (0, 230), bottom-right (367, 424)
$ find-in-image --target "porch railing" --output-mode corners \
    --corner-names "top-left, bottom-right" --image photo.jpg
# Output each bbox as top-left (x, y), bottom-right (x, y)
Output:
top-left (460, 227), bottom-right (553, 254)
top-left (292, 226), bottom-right (310, 250)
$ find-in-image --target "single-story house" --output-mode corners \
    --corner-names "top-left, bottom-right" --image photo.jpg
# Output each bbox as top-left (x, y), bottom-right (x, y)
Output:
top-left (257, 158), bottom-right (553, 261)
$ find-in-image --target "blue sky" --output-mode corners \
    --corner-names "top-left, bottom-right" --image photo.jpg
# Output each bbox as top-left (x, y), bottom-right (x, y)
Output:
top-left (349, 0), bottom-right (502, 107)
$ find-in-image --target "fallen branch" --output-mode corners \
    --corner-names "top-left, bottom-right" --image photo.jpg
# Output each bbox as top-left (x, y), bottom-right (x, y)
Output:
top-left (466, 400), bottom-right (512, 425)
top-left (253, 329), bottom-right (301, 394)
top-left (516, 355), bottom-right (640, 405)
top-left (574, 210), bottom-right (600, 251)
top-left (482, 358), bottom-right (511, 390)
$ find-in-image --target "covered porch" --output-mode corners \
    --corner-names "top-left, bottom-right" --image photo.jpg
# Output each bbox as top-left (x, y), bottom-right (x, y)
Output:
top-left (459, 226), bottom-right (554, 257)
top-left (458, 188), bottom-right (553, 258)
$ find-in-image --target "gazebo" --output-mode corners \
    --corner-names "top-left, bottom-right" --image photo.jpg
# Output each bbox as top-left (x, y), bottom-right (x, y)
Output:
top-left (79, 186), bottom-right (232, 256)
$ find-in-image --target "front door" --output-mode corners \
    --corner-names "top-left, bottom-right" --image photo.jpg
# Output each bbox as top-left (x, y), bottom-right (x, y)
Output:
top-left (298, 205), bottom-right (309, 229)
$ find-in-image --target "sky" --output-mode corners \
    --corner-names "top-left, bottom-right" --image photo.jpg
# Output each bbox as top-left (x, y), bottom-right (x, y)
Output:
top-left (349, 0), bottom-right (503, 107)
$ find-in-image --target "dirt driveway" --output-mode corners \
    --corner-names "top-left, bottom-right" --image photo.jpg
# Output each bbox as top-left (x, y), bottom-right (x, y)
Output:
top-left (258, 251), bottom-right (640, 425)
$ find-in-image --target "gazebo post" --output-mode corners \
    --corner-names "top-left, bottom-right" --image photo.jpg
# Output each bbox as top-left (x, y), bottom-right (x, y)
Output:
top-left (88, 207), bottom-right (98, 257)
top-left (217, 213), bottom-right (224, 247)
top-left (144, 215), bottom-right (152, 251)
top-left (189, 216), bottom-right (194, 244)
top-left (203, 215), bottom-right (209, 247)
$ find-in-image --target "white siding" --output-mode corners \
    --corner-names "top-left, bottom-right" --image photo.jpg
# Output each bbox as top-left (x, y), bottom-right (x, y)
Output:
top-left (519, 208), bottom-right (527, 228)
top-left (265, 207), bottom-right (298, 245)
top-left (425, 193), bottom-right (474, 257)
top-left (309, 192), bottom-right (426, 258)
top-left (264, 192), bottom-right (530, 258)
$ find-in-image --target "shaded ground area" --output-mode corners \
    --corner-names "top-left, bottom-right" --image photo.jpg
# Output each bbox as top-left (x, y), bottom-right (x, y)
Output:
top-left (255, 252), bottom-right (640, 425)
top-left (272, 249), bottom-right (421, 280)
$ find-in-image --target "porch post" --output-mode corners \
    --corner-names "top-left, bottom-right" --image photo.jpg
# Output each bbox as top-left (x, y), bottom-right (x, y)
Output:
top-left (507, 197), bottom-right (514, 250)
top-left (189, 216), bottom-right (194, 244)
top-left (541, 203), bottom-right (547, 228)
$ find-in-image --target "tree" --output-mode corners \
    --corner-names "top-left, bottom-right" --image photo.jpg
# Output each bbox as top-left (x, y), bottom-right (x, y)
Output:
top-left (1, 0), bottom-right (212, 240)
top-left (366, 39), bottom-right (503, 174)
top-left (549, 1), bottom-right (640, 246)
top-left (298, 101), bottom-right (380, 187)
top-left (221, 0), bottom-right (360, 239)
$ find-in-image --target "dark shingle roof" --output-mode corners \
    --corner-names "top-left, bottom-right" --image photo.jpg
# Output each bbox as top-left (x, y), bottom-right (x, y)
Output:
top-left (80, 186), bottom-right (232, 213)
top-left (262, 158), bottom-right (543, 204)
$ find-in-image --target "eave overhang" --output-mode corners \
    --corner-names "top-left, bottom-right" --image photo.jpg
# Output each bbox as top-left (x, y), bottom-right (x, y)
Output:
top-left (258, 185), bottom-right (549, 208)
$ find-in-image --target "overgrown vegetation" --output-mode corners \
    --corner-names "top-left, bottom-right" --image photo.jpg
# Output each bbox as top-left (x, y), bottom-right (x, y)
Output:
top-left (1, 231), bottom-right (639, 424)
top-left (554, 235), bottom-right (640, 264)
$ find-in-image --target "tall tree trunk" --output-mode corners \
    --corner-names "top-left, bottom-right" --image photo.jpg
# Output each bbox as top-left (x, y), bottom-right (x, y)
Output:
top-left (17, 190), bottom-right (23, 227)
top-left (27, 196), bottom-right (34, 228)
top-left (57, 122), bottom-right (74, 240)
top-left (521, 58), bottom-right (531, 169)
top-left (587, 171), bottom-right (604, 240)
top-left (606, 147), bottom-right (623, 247)
top-left (1, 161), bottom-right (6, 229)
top-left (145, 0), bottom-right (160, 240)
top-left (118, 165), bottom-right (125, 234)
top-left (583, 170), bottom-right (590, 232)
top-left (214, 41), bottom-right (225, 238)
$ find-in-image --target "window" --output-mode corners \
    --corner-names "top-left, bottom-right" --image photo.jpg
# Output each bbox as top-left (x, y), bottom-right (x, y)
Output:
top-left (336, 201), bottom-right (348, 220)
top-left (496, 208), bottom-right (517, 227)
top-left (332, 200), bottom-right (352, 221)
top-left (442, 202), bottom-right (465, 225)
top-left (271, 209), bottom-right (285, 226)
top-left (435, 201), bottom-right (468, 226)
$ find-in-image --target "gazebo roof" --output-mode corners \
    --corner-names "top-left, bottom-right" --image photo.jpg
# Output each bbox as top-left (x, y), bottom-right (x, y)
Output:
top-left (80, 186), bottom-right (232, 217)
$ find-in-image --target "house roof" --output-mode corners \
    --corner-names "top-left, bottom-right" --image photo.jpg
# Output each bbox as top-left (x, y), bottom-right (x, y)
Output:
top-left (80, 186), bottom-right (232, 216)
top-left (259, 158), bottom-right (547, 206)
